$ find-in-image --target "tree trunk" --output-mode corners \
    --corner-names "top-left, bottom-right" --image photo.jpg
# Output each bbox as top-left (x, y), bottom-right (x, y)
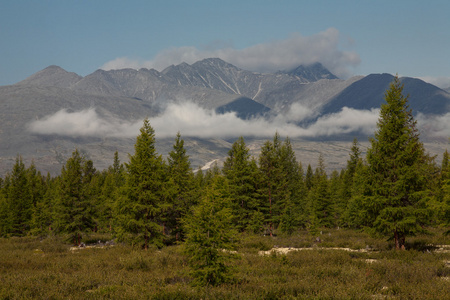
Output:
top-left (394, 230), bottom-right (406, 250)
top-left (394, 230), bottom-right (400, 250)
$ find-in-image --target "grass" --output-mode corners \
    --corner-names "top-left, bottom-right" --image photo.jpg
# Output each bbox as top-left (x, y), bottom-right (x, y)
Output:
top-left (0, 228), bottom-right (449, 299)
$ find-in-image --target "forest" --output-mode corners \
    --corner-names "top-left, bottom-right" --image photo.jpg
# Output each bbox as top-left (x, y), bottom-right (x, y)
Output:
top-left (0, 77), bottom-right (449, 297)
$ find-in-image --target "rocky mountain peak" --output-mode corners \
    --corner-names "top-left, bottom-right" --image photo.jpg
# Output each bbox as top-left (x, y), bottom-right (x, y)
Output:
top-left (192, 58), bottom-right (241, 70)
top-left (16, 65), bottom-right (82, 88)
top-left (281, 62), bottom-right (338, 82)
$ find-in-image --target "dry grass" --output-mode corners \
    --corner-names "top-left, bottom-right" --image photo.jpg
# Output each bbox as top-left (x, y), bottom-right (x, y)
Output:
top-left (0, 228), bottom-right (449, 299)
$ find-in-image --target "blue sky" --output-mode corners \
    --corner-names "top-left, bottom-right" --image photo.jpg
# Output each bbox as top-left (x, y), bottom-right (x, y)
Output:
top-left (1, 0), bottom-right (450, 88)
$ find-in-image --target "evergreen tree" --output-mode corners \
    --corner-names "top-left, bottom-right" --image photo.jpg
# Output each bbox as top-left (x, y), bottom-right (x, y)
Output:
top-left (182, 175), bottom-right (238, 286)
top-left (0, 175), bottom-right (11, 236)
top-left (56, 150), bottom-right (94, 245)
top-left (5, 156), bottom-right (33, 236)
top-left (259, 134), bottom-right (305, 234)
top-left (30, 173), bottom-right (55, 236)
top-left (305, 164), bottom-right (314, 191)
top-left (277, 137), bottom-right (305, 233)
top-left (351, 76), bottom-right (435, 249)
top-left (307, 154), bottom-right (333, 228)
top-left (428, 150), bottom-right (450, 228)
top-left (223, 137), bottom-right (262, 232)
top-left (258, 133), bottom-right (282, 234)
top-left (115, 119), bottom-right (168, 249)
top-left (337, 138), bottom-right (362, 225)
top-left (166, 132), bottom-right (195, 240)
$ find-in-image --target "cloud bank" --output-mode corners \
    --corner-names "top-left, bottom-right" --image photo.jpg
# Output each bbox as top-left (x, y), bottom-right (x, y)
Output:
top-left (28, 102), bottom-right (380, 140)
top-left (28, 102), bottom-right (450, 142)
top-left (100, 28), bottom-right (360, 79)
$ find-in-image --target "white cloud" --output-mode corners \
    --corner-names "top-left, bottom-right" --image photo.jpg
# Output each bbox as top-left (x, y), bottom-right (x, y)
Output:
top-left (28, 108), bottom-right (142, 138)
top-left (27, 103), bottom-right (380, 140)
top-left (100, 28), bottom-right (360, 78)
top-left (416, 112), bottom-right (450, 138)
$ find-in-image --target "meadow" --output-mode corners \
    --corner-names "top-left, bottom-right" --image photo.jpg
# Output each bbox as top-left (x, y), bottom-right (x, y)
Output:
top-left (1, 228), bottom-right (449, 299)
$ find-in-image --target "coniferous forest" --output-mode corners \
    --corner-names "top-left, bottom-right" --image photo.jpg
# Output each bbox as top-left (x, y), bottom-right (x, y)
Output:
top-left (1, 77), bottom-right (449, 298)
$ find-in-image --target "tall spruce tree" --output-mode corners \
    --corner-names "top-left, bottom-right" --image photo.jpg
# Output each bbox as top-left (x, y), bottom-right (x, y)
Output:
top-left (166, 132), bottom-right (195, 240)
top-left (115, 119), bottom-right (168, 249)
top-left (56, 150), bottom-right (94, 245)
top-left (30, 173), bottom-right (55, 236)
top-left (259, 133), bottom-right (304, 234)
top-left (222, 136), bottom-right (262, 232)
top-left (3, 156), bottom-right (33, 236)
top-left (337, 138), bottom-right (362, 225)
top-left (353, 76), bottom-right (435, 249)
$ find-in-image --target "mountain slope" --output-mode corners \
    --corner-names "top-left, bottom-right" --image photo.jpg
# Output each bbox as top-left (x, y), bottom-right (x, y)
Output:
top-left (322, 74), bottom-right (450, 115)
top-left (2, 58), bottom-right (450, 177)
top-left (16, 65), bottom-right (82, 88)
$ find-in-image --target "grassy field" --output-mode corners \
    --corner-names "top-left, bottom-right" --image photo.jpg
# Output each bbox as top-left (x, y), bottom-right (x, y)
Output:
top-left (0, 229), bottom-right (449, 299)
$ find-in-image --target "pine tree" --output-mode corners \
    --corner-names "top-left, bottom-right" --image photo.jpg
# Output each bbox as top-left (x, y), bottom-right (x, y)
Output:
top-left (115, 119), bottom-right (168, 249)
top-left (352, 76), bottom-right (435, 249)
top-left (182, 175), bottom-right (238, 286)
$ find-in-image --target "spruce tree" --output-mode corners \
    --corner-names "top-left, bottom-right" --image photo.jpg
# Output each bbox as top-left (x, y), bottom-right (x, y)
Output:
top-left (5, 156), bottom-right (33, 236)
top-left (307, 154), bottom-right (333, 229)
top-left (30, 173), bottom-right (55, 236)
top-left (0, 175), bottom-right (11, 236)
top-left (223, 136), bottom-right (262, 232)
top-left (166, 132), bottom-right (195, 240)
top-left (259, 133), bottom-right (304, 234)
top-left (337, 138), bottom-right (362, 225)
top-left (56, 150), bottom-right (94, 245)
top-left (353, 76), bottom-right (435, 249)
top-left (182, 175), bottom-right (238, 286)
top-left (115, 119), bottom-right (168, 249)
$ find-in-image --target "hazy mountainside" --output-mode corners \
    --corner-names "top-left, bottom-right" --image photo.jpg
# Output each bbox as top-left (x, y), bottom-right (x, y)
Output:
top-left (1, 57), bottom-right (450, 176)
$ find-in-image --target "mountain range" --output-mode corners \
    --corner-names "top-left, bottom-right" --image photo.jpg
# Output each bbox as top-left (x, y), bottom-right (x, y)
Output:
top-left (1, 58), bottom-right (449, 176)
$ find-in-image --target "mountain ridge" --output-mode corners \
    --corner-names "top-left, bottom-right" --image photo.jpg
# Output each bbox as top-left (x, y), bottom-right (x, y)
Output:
top-left (1, 58), bottom-right (450, 176)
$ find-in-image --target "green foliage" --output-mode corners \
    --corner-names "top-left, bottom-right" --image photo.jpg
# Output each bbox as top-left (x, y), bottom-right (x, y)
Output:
top-left (30, 173), bottom-right (55, 237)
top-left (349, 76), bottom-right (437, 249)
top-left (182, 176), bottom-right (238, 286)
top-left (307, 154), bottom-right (334, 229)
top-left (55, 150), bottom-right (94, 245)
top-left (223, 136), bottom-right (262, 232)
top-left (115, 119), bottom-right (168, 249)
top-left (258, 133), bottom-right (305, 235)
top-left (166, 132), bottom-right (195, 241)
